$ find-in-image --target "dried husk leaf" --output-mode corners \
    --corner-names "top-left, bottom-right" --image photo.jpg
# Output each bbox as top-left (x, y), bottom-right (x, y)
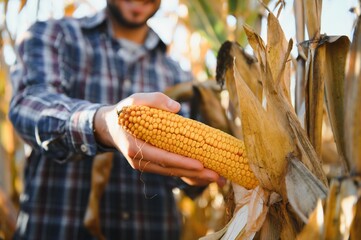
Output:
top-left (237, 12), bottom-right (327, 197)
top-left (266, 13), bottom-right (292, 104)
top-left (344, 14), bottom-right (361, 174)
top-left (303, 0), bottom-right (322, 40)
top-left (285, 156), bottom-right (327, 223)
top-left (233, 60), bottom-right (293, 195)
top-left (262, 13), bottom-right (326, 185)
top-left (243, 24), bottom-right (267, 71)
top-left (323, 35), bottom-right (350, 173)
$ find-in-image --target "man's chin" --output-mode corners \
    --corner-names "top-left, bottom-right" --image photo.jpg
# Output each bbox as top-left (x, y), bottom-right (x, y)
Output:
top-left (107, 2), bottom-right (153, 29)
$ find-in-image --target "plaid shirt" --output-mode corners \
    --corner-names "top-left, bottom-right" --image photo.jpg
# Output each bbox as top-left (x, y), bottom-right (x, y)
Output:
top-left (9, 10), bottom-right (194, 240)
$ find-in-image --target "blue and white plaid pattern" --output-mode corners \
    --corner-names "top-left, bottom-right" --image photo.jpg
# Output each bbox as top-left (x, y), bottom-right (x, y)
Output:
top-left (9, 10), bottom-right (192, 240)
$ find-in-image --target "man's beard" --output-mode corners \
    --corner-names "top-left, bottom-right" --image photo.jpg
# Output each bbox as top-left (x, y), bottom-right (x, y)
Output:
top-left (107, 2), bottom-right (158, 29)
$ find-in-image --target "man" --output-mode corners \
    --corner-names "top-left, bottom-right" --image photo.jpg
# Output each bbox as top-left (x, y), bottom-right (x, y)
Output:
top-left (9, 0), bottom-right (221, 239)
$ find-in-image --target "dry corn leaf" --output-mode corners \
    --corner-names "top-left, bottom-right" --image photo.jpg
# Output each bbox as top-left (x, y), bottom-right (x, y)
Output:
top-left (233, 59), bottom-right (293, 194)
top-left (235, 12), bottom-right (327, 196)
top-left (344, 14), bottom-right (361, 174)
top-left (243, 24), bottom-right (267, 72)
top-left (266, 13), bottom-right (291, 104)
top-left (323, 35), bottom-right (350, 173)
top-left (303, 0), bottom-right (322, 40)
top-left (301, 39), bottom-right (325, 157)
top-left (285, 156), bottom-right (327, 223)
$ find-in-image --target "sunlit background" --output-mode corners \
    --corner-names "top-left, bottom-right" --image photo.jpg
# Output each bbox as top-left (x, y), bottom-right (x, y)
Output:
top-left (1, 0), bottom-right (360, 239)
top-left (2, 0), bottom-right (359, 77)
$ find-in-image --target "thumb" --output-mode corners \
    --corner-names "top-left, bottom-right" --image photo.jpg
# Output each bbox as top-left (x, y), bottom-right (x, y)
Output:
top-left (118, 92), bottom-right (181, 113)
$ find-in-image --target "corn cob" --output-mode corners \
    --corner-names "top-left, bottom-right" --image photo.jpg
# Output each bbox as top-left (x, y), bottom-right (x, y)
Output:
top-left (117, 105), bottom-right (259, 189)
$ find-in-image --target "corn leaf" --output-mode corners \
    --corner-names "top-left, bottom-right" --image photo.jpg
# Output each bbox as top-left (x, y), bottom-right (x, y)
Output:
top-left (266, 13), bottom-right (291, 104)
top-left (344, 14), bottom-right (361, 174)
top-left (303, 0), bottom-right (322, 40)
top-left (323, 35), bottom-right (350, 173)
top-left (243, 24), bottom-right (267, 72)
top-left (285, 156), bottom-right (327, 223)
top-left (233, 59), bottom-right (293, 194)
top-left (301, 39), bottom-right (325, 157)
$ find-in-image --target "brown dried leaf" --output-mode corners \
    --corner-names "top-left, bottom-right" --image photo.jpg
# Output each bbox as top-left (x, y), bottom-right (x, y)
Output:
top-left (285, 156), bottom-right (327, 223)
top-left (344, 14), bottom-right (361, 174)
top-left (243, 24), bottom-right (266, 72)
top-left (303, 0), bottom-right (322, 40)
top-left (266, 13), bottom-right (292, 103)
top-left (302, 40), bottom-right (326, 157)
top-left (323, 35), bottom-right (350, 173)
top-left (233, 60), bottom-right (293, 194)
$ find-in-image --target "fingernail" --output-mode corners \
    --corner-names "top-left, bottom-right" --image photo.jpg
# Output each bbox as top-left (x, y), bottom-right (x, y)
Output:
top-left (167, 100), bottom-right (180, 110)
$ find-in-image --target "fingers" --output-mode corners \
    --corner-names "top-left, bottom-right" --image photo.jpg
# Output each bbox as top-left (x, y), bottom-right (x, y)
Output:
top-left (127, 155), bottom-right (220, 184)
top-left (126, 136), bottom-right (204, 171)
top-left (117, 92), bottom-right (181, 113)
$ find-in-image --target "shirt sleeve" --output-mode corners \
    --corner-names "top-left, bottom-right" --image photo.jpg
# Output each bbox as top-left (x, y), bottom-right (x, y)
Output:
top-left (8, 20), bottom-right (101, 162)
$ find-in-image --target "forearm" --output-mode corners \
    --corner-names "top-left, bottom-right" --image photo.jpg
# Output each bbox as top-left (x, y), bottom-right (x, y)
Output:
top-left (9, 86), bottom-right (102, 161)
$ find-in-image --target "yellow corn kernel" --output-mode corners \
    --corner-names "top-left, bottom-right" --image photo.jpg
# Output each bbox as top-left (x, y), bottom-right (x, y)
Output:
top-left (118, 105), bottom-right (258, 189)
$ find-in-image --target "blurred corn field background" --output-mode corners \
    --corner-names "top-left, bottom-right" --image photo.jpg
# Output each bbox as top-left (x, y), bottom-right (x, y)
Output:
top-left (1, 0), bottom-right (361, 239)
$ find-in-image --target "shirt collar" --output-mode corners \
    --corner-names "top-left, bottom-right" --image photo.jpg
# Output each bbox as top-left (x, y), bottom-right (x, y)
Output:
top-left (79, 9), bottom-right (166, 52)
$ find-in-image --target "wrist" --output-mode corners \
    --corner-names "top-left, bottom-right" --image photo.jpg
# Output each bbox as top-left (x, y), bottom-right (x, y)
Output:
top-left (93, 106), bottom-right (115, 148)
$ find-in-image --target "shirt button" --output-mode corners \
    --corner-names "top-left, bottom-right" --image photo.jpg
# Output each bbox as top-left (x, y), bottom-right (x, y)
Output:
top-left (121, 212), bottom-right (130, 220)
top-left (80, 144), bottom-right (88, 153)
top-left (123, 79), bottom-right (131, 89)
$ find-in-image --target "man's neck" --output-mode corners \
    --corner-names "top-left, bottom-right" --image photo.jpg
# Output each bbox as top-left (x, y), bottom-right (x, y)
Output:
top-left (109, 16), bottom-right (149, 44)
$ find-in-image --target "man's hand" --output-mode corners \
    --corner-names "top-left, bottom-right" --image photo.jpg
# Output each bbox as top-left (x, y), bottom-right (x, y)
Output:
top-left (93, 92), bottom-right (220, 186)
